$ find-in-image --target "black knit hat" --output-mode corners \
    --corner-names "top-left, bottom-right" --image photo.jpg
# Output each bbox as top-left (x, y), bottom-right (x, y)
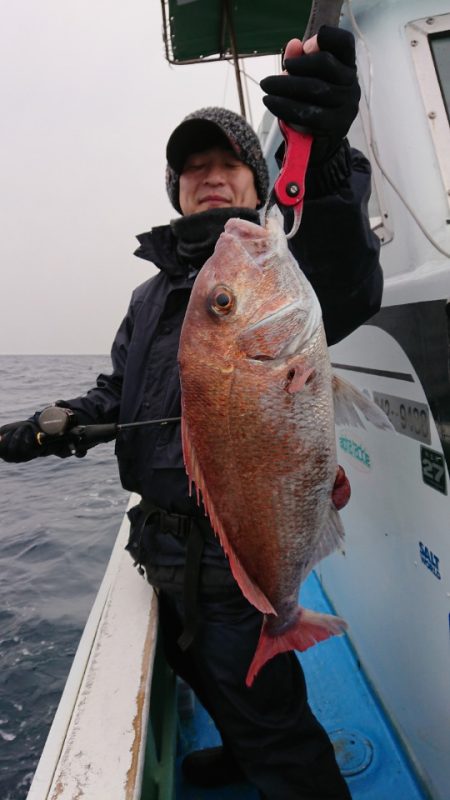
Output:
top-left (166, 107), bottom-right (269, 214)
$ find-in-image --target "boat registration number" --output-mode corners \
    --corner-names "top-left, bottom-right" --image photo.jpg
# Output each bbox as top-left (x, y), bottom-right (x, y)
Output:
top-left (372, 392), bottom-right (431, 444)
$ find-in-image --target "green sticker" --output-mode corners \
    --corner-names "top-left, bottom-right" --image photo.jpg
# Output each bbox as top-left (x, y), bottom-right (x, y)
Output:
top-left (421, 447), bottom-right (447, 495)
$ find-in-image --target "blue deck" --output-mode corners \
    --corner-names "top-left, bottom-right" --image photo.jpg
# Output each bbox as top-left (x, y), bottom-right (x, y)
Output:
top-left (175, 571), bottom-right (428, 800)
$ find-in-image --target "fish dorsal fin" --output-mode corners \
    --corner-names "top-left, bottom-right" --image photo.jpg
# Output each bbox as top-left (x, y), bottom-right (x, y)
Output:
top-left (332, 375), bottom-right (394, 431)
top-left (181, 414), bottom-right (276, 616)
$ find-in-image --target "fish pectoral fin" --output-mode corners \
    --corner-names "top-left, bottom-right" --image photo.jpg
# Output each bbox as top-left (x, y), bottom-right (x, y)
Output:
top-left (181, 413), bottom-right (275, 617)
top-left (332, 375), bottom-right (395, 431)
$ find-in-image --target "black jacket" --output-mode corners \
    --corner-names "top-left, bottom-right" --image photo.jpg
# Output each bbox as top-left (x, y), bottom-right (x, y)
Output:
top-left (65, 148), bottom-right (382, 517)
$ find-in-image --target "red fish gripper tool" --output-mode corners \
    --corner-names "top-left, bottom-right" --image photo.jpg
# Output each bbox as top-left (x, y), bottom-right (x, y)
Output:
top-left (266, 119), bottom-right (313, 239)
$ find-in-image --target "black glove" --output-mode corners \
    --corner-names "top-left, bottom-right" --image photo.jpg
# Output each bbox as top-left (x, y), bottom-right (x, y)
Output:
top-left (260, 26), bottom-right (360, 165)
top-left (0, 410), bottom-right (86, 463)
top-left (0, 419), bottom-right (43, 463)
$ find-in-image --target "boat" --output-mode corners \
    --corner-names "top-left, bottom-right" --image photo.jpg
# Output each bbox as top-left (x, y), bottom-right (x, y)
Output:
top-left (26, 0), bottom-right (450, 797)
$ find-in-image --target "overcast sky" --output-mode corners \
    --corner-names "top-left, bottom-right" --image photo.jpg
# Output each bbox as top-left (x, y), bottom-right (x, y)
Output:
top-left (0, 1), bottom-right (279, 355)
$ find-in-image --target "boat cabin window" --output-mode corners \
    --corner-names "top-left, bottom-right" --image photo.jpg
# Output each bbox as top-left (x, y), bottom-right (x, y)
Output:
top-left (407, 14), bottom-right (450, 215)
top-left (429, 32), bottom-right (450, 123)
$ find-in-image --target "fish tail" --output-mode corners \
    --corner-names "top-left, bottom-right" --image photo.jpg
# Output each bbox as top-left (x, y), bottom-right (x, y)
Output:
top-left (245, 608), bottom-right (347, 687)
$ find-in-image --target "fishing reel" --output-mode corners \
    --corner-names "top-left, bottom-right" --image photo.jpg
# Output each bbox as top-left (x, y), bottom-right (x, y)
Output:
top-left (37, 405), bottom-right (78, 442)
top-left (37, 405), bottom-right (117, 451)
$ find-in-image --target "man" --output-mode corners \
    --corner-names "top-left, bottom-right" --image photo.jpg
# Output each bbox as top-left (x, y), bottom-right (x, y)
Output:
top-left (0, 27), bottom-right (381, 799)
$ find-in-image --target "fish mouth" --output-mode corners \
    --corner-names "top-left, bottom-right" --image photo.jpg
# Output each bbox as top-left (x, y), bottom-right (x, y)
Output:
top-left (220, 219), bottom-right (271, 267)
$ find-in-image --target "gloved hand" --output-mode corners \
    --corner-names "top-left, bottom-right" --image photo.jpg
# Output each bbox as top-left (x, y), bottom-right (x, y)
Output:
top-left (0, 419), bottom-right (42, 463)
top-left (260, 26), bottom-right (360, 165)
top-left (0, 409), bottom-right (86, 463)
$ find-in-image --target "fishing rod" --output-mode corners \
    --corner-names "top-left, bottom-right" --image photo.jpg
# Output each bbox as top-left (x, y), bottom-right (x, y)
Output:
top-left (2, 406), bottom-right (181, 451)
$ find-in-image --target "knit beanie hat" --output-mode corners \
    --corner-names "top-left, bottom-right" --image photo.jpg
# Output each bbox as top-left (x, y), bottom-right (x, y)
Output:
top-left (166, 107), bottom-right (269, 214)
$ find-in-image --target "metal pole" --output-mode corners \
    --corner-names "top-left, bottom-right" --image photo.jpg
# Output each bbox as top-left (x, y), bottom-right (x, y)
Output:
top-left (223, 0), bottom-right (246, 118)
top-left (303, 0), bottom-right (344, 39)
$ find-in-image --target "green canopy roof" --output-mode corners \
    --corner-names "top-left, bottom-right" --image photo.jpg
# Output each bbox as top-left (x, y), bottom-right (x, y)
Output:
top-left (161, 0), bottom-right (312, 64)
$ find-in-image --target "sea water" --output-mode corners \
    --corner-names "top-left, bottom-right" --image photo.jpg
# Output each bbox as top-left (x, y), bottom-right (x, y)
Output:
top-left (0, 355), bottom-right (129, 799)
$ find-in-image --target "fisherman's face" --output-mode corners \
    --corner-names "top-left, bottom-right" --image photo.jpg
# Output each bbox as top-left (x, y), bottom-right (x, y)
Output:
top-left (179, 146), bottom-right (260, 215)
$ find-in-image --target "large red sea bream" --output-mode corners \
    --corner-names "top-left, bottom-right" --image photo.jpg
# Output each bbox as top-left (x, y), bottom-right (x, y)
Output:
top-left (178, 216), bottom-right (391, 687)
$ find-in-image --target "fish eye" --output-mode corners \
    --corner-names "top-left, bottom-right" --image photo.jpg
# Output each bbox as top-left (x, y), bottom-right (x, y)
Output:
top-left (208, 285), bottom-right (235, 316)
top-left (216, 292), bottom-right (231, 307)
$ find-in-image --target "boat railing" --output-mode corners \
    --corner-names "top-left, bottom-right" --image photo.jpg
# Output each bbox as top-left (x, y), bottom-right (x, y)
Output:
top-left (26, 493), bottom-right (177, 800)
